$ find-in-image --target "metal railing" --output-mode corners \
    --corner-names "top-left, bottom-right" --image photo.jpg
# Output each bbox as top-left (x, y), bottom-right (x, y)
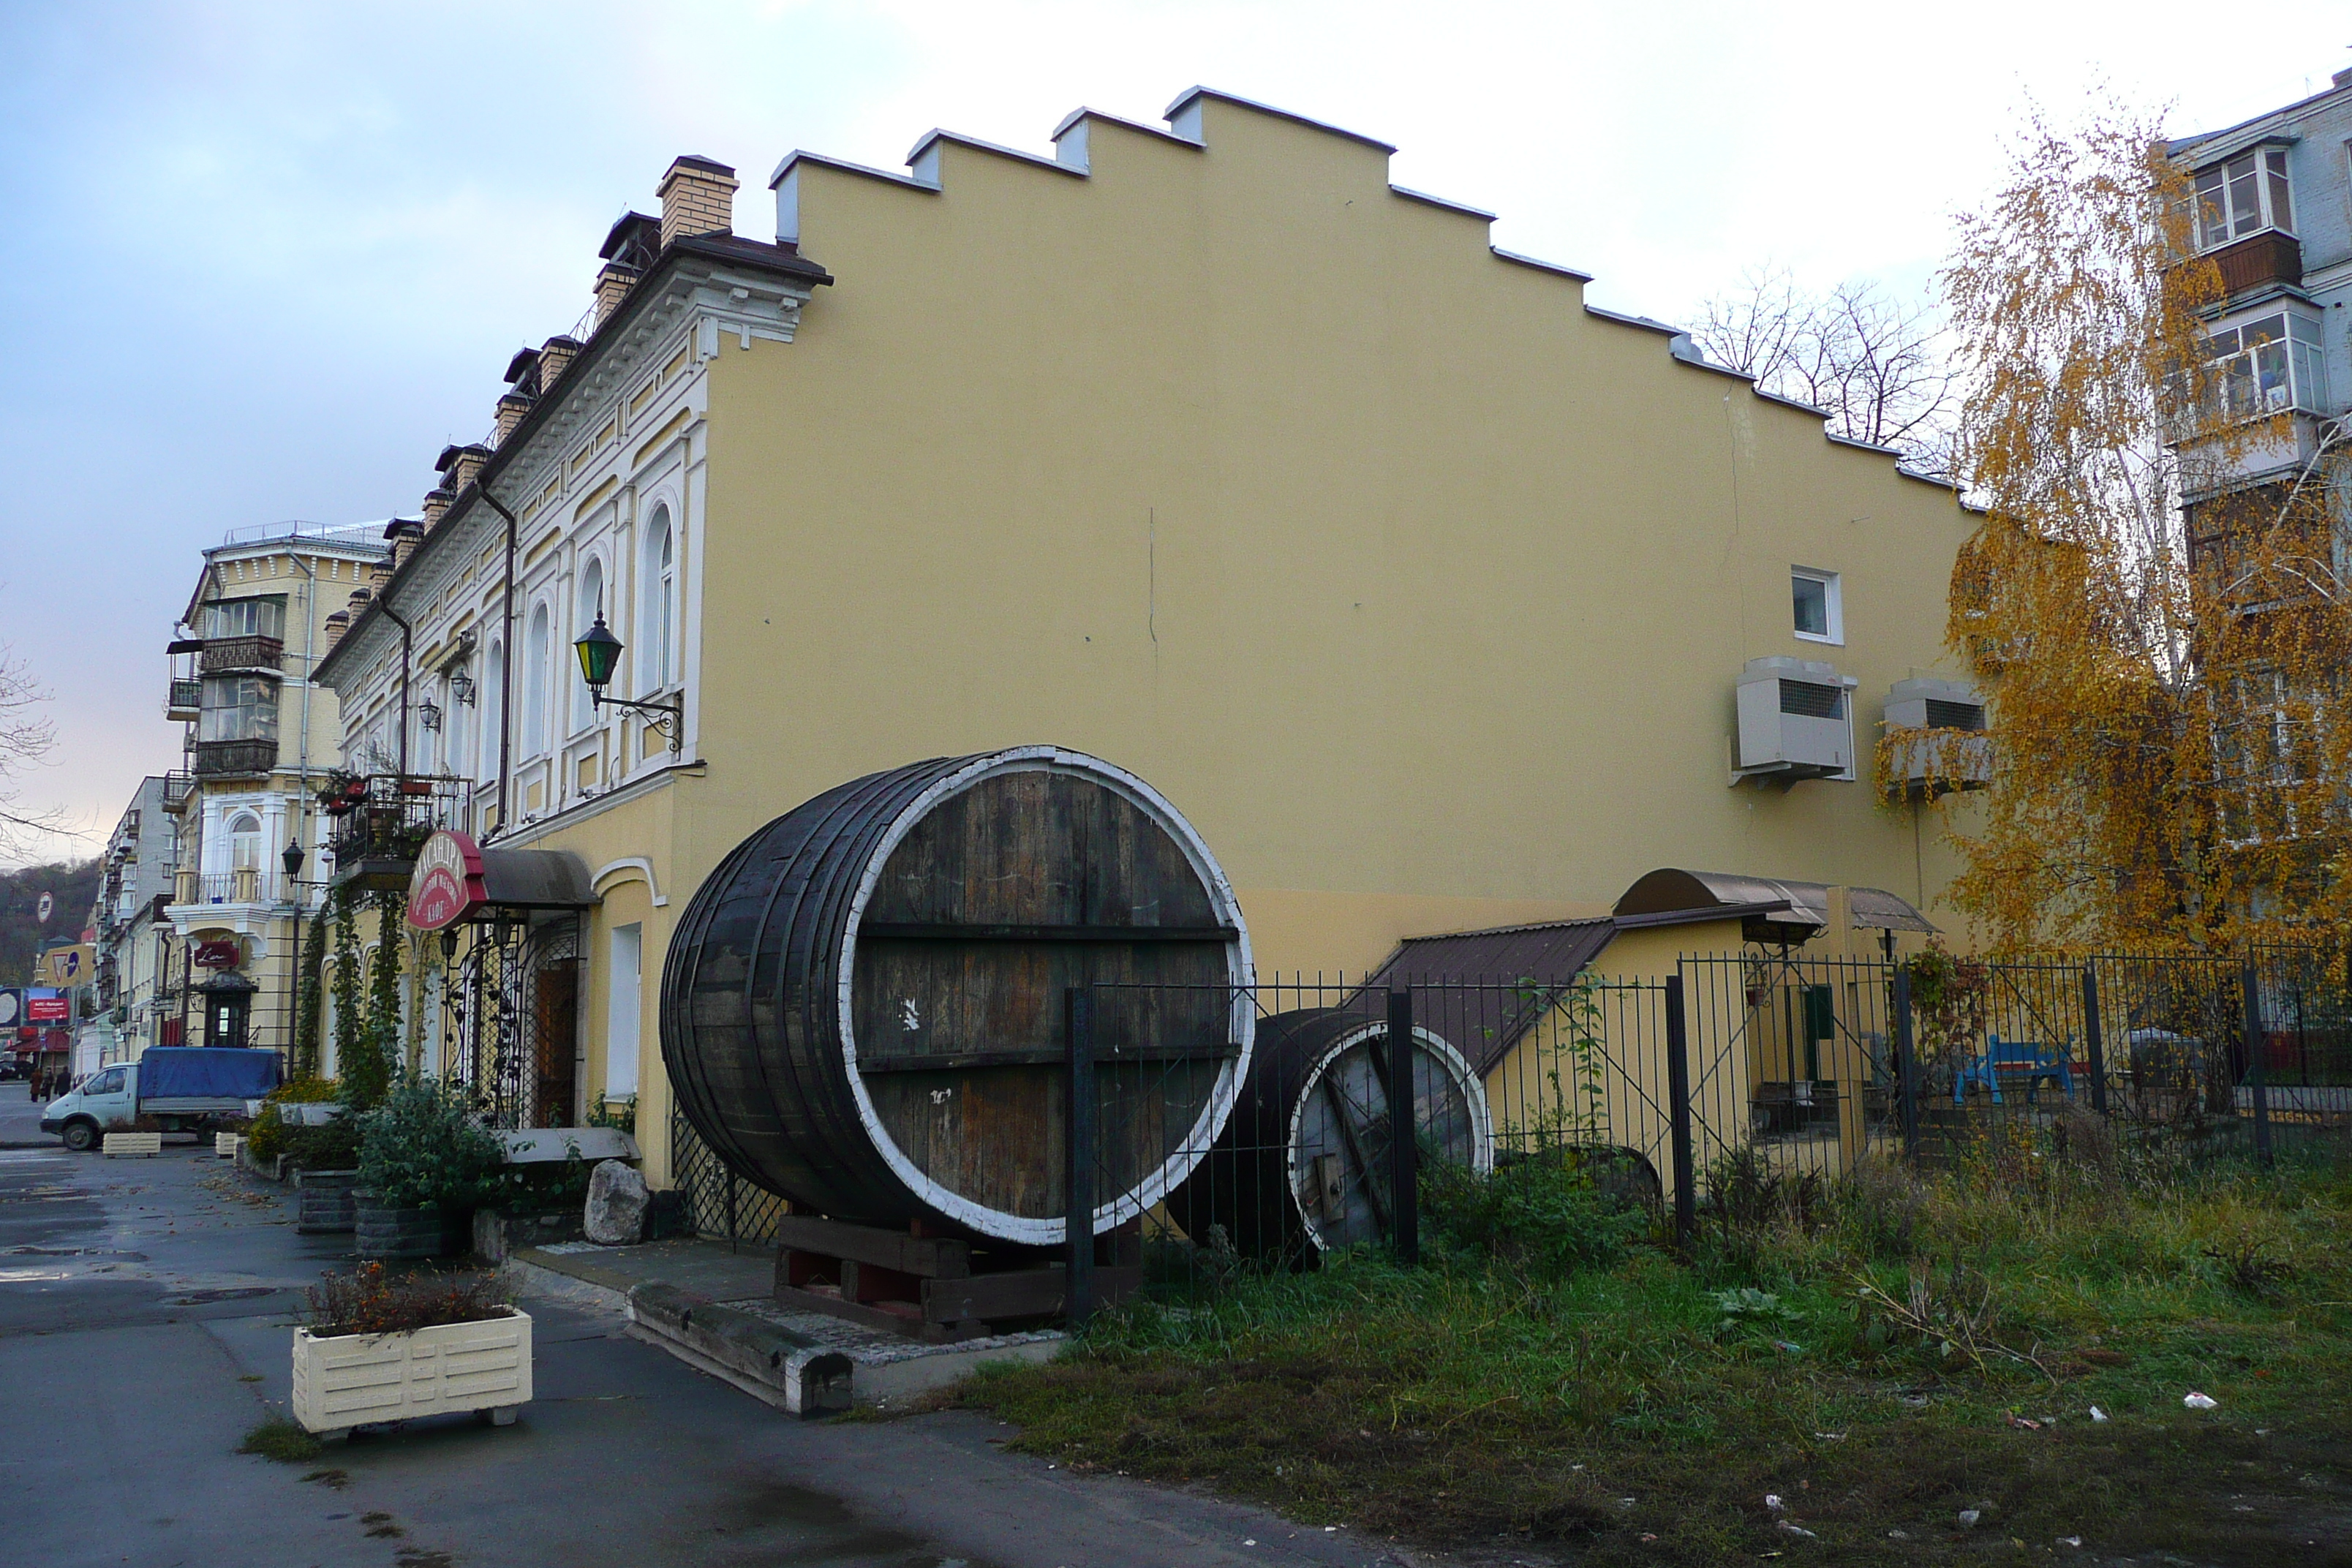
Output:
top-left (173, 869), bottom-right (286, 906)
top-left (323, 773), bottom-right (468, 885)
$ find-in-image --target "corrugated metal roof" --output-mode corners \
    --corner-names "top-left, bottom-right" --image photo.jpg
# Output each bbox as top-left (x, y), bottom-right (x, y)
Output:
top-left (1359, 918), bottom-right (1617, 1075)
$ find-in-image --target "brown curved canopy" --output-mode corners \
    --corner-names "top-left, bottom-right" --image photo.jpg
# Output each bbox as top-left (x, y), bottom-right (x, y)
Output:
top-left (1613, 868), bottom-right (1935, 939)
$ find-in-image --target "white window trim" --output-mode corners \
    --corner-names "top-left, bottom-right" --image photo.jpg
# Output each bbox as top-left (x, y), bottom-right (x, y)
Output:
top-left (2195, 145), bottom-right (2293, 252)
top-left (1792, 567), bottom-right (1844, 646)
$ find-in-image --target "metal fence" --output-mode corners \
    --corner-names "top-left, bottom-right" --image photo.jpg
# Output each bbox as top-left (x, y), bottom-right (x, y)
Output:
top-left (1060, 951), bottom-right (2352, 1317)
top-left (670, 1103), bottom-right (788, 1250)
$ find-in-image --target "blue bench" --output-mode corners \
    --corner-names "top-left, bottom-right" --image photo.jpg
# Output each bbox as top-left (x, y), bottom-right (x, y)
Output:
top-left (1953, 1035), bottom-right (2075, 1104)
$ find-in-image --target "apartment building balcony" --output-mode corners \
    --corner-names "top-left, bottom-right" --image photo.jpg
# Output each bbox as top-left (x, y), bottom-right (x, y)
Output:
top-left (2209, 230), bottom-right (2302, 298)
top-left (173, 869), bottom-right (285, 908)
top-left (193, 738), bottom-right (279, 778)
top-left (166, 678), bottom-right (202, 723)
top-left (199, 635), bottom-right (284, 674)
top-left (159, 772), bottom-right (196, 814)
top-left (323, 772), bottom-right (469, 892)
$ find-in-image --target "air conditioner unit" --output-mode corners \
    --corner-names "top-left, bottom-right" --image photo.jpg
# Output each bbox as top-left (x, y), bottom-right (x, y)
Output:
top-left (1881, 676), bottom-right (1991, 794)
top-left (1734, 657), bottom-right (1858, 783)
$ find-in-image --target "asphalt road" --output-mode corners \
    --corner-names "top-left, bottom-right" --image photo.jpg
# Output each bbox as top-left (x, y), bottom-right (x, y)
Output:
top-left (0, 1085), bottom-right (1406, 1568)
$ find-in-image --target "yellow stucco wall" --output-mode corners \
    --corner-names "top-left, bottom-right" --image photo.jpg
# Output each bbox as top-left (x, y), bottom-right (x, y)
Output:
top-left (688, 97), bottom-right (1977, 984)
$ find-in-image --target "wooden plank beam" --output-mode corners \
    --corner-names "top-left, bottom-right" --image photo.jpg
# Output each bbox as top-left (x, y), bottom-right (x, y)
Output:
top-left (774, 1215), bottom-right (971, 1279)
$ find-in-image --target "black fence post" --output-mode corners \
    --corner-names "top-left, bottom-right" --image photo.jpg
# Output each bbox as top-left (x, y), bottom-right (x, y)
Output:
top-left (1387, 987), bottom-right (1419, 1267)
top-left (1663, 973), bottom-right (1697, 1251)
top-left (2242, 960), bottom-right (2272, 1169)
top-left (1891, 964), bottom-right (1921, 1165)
top-left (1065, 985), bottom-right (1098, 1324)
top-left (2080, 965), bottom-right (2108, 1116)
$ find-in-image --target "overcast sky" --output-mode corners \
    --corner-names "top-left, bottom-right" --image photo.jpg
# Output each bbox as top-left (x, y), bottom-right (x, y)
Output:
top-left (1, 1), bottom-right (2345, 865)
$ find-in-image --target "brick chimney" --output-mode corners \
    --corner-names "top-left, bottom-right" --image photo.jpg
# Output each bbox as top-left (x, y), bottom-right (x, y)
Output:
top-left (442, 444), bottom-right (489, 494)
top-left (323, 609), bottom-right (350, 651)
top-left (493, 391), bottom-right (531, 447)
top-left (422, 485), bottom-right (452, 529)
top-left (593, 263), bottom-right (640, 329)
top-left (538, 335), bottom-right (581, 393)
top-left (347, 587), bottom-right (373, 618)
top-left (384, 518), bottom-right (425, 571)
top-left (366, 560), bottom-right (391, 593)
top-left (658, 155), bottom-right (738, 249)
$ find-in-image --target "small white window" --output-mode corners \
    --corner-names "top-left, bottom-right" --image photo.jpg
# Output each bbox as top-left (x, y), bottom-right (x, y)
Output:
top-left (1792, 568), bottom-right (1843, 644)
top-left (605, 923), bottom-right (642, 1099)
top-left (2196, 147), bottom-right (2293, 250)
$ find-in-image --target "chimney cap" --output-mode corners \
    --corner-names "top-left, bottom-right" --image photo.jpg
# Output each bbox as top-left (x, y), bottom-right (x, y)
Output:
top-left (663, 154), bottom-right (737, 181)
top-left (502, 347), bottom-right (541, 385)
top-left (434, 442), bottom-right (491, 475)
top-left (600, 211), bottom-right (660, 264)
top-left (382, 518), bottom-right (425, 540)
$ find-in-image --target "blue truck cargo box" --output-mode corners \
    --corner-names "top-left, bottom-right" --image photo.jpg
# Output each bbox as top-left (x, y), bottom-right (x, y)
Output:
top-left (136, 1048), bottom-right (282, 1101)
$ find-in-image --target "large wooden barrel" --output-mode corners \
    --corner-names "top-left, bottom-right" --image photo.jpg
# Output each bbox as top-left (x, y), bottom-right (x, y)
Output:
top-left (661, 747), bottom-right (1254, 1245)
top-left (1169, 1008), bottom-right (1493, 1260)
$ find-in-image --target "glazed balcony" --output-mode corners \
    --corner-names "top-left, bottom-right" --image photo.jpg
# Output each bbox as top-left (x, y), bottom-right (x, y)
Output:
top-left (193, 738), bottom-right (279, 778)
top-left (2209, 230), bottom-right (2301, 298)
top-left (200, 636), bottom-right (284, 674)
top-left (166, 678), bottom-right (202, 723)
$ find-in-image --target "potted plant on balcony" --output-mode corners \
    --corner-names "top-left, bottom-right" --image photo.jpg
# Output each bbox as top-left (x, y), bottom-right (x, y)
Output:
top-left (291, 1262), bottom-right (530, 1442)
top-left (353, 1076), bottom-right (506, 1260)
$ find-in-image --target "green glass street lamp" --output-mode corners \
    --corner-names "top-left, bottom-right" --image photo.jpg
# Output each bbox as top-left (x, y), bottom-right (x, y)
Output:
top-left (573, 608), bottom-right (683, 754)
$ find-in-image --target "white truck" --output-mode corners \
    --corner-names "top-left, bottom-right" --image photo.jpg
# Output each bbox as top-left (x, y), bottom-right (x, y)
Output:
top-left (40, 1047), bottom-right (282, 1151)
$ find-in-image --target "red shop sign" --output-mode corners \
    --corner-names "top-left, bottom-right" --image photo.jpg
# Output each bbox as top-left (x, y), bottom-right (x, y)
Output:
top-left (407, 830), bottom-right (488, 931)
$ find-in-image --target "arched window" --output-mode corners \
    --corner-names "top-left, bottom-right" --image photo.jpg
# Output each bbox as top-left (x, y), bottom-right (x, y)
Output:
top-left (641, 507), bottom-right (676, 695)
top-left (228, 813), bottom-right (262, 870)
top-left (573, 558), bottom-right (604, 732)
top-left (480, 642), bottom-right (505, 785)
top-left (524, 605), bottom-right (551, 756)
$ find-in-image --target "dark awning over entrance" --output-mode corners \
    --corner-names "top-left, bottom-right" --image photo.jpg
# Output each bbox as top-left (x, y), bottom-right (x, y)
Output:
top-left (475, 848), bottom-right (595, 913)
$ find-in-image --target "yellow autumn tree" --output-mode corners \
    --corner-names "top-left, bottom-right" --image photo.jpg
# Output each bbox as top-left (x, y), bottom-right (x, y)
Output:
top-left (1931, 97), bottom-right (2352, 952)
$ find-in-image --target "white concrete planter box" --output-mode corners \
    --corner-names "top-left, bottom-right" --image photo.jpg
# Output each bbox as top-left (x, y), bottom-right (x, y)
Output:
top-left (291, 1308), bottom-right (532, 1439)
top-left (216, 1133), bottom-right (241, 1159)
top-left (102, 1132), bottom-right (162, 1158)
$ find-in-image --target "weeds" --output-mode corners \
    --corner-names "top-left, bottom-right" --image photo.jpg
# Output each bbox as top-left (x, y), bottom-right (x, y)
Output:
top-left (238, 1417), bottom-right (323, 1463)
top-left (307, 1262), bottom-right (513, 1337)
top-left (961, 1156), bottom-right (2352, 1563)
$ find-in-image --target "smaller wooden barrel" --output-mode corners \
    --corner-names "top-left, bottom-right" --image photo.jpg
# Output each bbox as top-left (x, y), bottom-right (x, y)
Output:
top-left (1169, 1008), bottom-right (1493, 1259)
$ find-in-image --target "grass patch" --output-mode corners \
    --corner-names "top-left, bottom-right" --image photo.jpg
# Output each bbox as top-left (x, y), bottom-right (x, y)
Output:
top-left (238, 1417), bottom-right (323, 1464)
top-left (953, 1147), bottom-right (2352, 1563)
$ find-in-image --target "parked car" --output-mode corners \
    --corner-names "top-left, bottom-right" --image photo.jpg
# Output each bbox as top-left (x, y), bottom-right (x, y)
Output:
top-left (40, 1047), bottom-right (281, 1151)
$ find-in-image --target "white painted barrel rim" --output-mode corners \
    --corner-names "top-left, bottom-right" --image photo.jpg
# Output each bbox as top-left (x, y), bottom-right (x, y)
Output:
top-left (836, 745), bottom-right (1256, 1244)
top-left (1284, 1020), bottom-right (1495, 1251)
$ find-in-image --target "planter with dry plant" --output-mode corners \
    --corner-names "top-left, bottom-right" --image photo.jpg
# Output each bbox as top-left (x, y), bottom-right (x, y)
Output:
top-left (290, 1262), bottom-right (530, 1441)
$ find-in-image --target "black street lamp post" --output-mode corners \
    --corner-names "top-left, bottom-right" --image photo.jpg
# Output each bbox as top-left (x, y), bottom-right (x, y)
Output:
top-left (282, 839), bottom-right (306, 1066)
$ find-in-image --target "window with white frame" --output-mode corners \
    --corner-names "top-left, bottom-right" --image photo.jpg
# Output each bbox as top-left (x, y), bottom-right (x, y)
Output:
top-left (524, 603), bottom-right (551, 757)
top-left (205, 595), bottom-right (286, 640)
top-left (606, 922), bottom-right (642, 1099)
top-left (2196, 147), bottom-right (2293, 250)
top-left (573, 558), bottom-right (604, 733)
top-left (2204, 312), bottom-right (2331, 419)
top-left (198, 676), bottom-right (279, 742)
top-left (228, 813), bottom-right (262, 872)
top-left (1792, 568), bottom-right (1843, 644)
top-left (641, 506), bottom-right (676, 696)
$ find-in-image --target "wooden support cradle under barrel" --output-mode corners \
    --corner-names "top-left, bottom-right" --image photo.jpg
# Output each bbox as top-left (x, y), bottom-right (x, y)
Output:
top-left (661, 746), bottom-right (1255, 1259)
top-left (1169, 1007), bottom-right (1493, 1262)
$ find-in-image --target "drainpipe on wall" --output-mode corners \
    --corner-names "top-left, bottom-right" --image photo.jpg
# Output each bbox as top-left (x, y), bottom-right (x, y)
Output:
top-left (475, 486), bottom-right (522, 841)
top-left (380, 598), bottom-right (414, 779)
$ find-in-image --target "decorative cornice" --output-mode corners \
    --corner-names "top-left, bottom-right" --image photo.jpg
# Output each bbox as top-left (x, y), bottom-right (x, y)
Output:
top-left (316, 236), bottom-right (826, 691)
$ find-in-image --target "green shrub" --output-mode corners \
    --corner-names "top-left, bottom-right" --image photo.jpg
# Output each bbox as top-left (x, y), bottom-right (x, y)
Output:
top-left (242, 1077), bottom-right (343, 1164)
top-left (279, 1119), bottom-right (360, 1172)
top-left (355, 1076), bottom-right (505, 1210)
top-left (1421, 1147), bottom-right (1653, 1277)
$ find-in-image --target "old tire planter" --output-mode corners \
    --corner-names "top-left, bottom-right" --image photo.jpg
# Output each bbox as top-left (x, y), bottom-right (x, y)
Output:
top-left (662, 746), bottom-right (1254, 1245)
top-left (1168, 1007), bottom-right (1493, 1261)
top-left (354, 1195), bottom-right (471, 1260)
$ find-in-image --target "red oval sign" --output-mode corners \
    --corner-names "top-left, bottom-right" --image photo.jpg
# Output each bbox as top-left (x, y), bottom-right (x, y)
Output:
top-left (407, 830), bottom-right (487, 930)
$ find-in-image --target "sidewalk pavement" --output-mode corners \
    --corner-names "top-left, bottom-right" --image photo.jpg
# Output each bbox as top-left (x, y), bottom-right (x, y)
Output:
top-left (510, 1235), bottom-right (1066, 1412)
